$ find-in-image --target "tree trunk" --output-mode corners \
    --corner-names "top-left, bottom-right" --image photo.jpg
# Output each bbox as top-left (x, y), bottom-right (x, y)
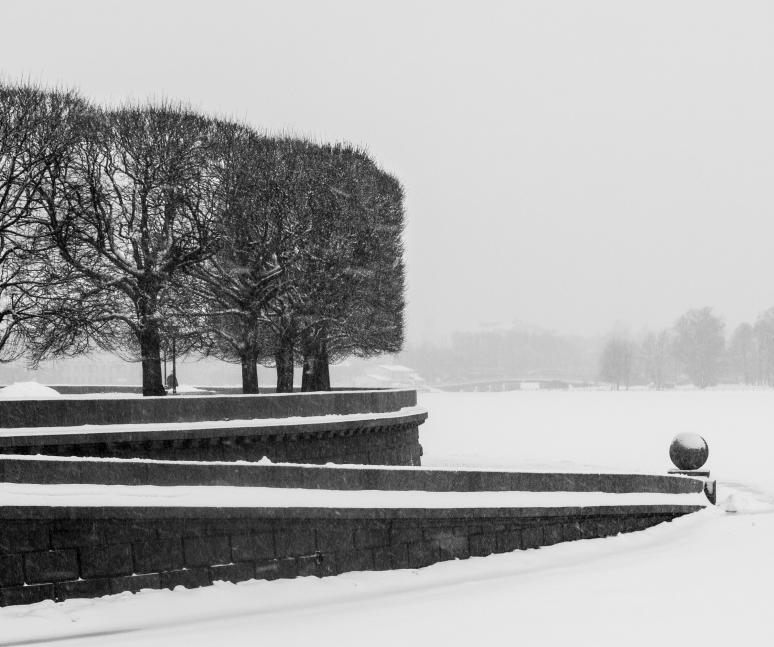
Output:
top-left (318, 341), bottom-right (330, 390)
top-left (138, 326), bottom-right (166, 396)
top-left (301, 354), bottom-right (313, 391)
top-left (301, 339), bottom-right (330, 392)
top-left (241, 349), bottom-right (259, 394)
top-left (275, 341), bottom-right (294, 393)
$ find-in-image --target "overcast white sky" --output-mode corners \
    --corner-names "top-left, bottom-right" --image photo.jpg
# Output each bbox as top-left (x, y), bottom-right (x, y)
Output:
top-left (2, 1), bottom-right (774, 344)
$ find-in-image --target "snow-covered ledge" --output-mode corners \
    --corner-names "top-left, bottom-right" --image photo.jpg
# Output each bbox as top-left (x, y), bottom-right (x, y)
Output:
top-left (0, 455), bottom-right (705, 495)
top-left (0, 390), bottom-right (426, 466)
top-left (0, 388), bottom-right (418, 428)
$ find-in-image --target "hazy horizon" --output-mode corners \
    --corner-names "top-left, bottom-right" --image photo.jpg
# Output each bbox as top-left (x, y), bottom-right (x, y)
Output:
top-left (3, 1), bottom-right (773, 344)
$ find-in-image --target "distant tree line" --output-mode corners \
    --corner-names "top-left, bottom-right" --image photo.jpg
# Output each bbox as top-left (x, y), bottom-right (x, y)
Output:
top-left (0, 83), bottom-right (405, 395)
top-left (397, 305), bottom-right (774, 391)
top-left (599, 305), bottom-right (774, 390)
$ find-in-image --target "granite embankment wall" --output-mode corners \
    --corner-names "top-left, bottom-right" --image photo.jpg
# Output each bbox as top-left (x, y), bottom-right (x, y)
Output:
top-left (0, 458), bottom-right (706, 495)
top-left (0, 390), bottom-right (426, 466)
top-left (0, 504), bottom-right (700, 607)
top-left (0, 389), bottom-right (417, 427)
top-left (29, 386), bottom-right (374, 395)
top-left (0, 420), bottom-right (424, 465)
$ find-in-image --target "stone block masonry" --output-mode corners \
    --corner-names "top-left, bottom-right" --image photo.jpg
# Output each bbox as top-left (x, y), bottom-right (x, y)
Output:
top-left (0, 390), bottom-right (426, 467)
top-left (0, 458), bottom-right (706, 495)
top-left (0, 421), bottom-right (424, 466)
top-left (0, 504), bottom-right (701, 607)
top-left (0, 389), bottom-right (418, 428)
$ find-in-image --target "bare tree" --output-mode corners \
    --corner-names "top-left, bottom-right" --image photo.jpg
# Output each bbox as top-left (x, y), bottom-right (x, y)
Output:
top-left (728, 322), bottom-right (757, 385)
top-left (188, 130), bottom-right (309, 393)
top-left (288, 146), bottom-right (406, 392)
top-left (640, 329), bottom-right (672, 389)
top-left (29, 104), bottom-right (221, 395)
top-left (673, 307), bottom-right (725, 388)
top-left (241, 142), bottom-right (407, 392)
top-left (753, 308), bottom-right (774, 386)
top-left (0, 84), bottom-right (87, 360)
top-left (599, 337), bottom-right (634, 390)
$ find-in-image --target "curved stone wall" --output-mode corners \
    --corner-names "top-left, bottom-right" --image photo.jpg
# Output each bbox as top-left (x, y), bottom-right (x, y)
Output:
top-left (0, 389), bottom-right (417, 428)
top-left (0, 457), bottom-right (708, 606)
top-left (0, 390), bottom-right (426, 466)
top-left (0, 501), bottom-right (703, 606)
top-left (0, 457), bottom-right (705, 495)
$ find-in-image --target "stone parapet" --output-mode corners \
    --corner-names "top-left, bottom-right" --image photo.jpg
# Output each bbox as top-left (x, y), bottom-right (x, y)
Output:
top-left (0, 391), bottom-right (426, 466)
top-left (0, 457), bottom-right (703, 495)
top-left (0, 503), bottom-right (701, 607)
top-left (0, 389), bottom-right (418, 428)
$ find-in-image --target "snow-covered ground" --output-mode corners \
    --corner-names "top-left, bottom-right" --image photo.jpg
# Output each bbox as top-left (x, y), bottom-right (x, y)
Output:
top-left (0, 382), bottom-right (61, 400)
top-left (419, 390), bottom-right (774, 502)
top-left (2, 390), bottom-right (773, 646)
top-left (0, 481), bottom-right (707, 509)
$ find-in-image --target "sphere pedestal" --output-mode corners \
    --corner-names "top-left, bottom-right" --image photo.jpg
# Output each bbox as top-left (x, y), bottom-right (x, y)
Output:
top-left (668, 433), bottom-right (715, 504)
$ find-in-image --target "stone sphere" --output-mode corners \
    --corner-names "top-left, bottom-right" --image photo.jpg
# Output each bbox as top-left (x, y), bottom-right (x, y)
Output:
top-left (669, 433), bottom-right (709, 470)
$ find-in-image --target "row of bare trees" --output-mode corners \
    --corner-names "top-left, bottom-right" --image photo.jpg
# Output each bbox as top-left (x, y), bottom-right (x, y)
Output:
top-left (0, 84), bottom-right (405, 395)
top-left (601, 308), bottom-right (725, 389)
top-left (599, 306), bottom-right (774, 389)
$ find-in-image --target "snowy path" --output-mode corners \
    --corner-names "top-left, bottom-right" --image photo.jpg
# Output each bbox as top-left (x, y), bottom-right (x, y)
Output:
top-left (2, 391), bottom-right (773, 646)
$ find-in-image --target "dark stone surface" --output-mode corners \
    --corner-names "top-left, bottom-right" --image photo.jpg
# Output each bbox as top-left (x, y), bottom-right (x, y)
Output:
top-left (183, 536), bottom-right (231, 567)
top-left (276, 557), bottom-right (298, 579)
top-left (0, 506), bottom-right (700, 607)
top-left (160, 567), bottom-right (211, 590)
top-left (50, 519), bottom-right (102, 548)
top-left (254, 559), bottom-right (280, 580)
top-left (0, 389), bottom-right (417, 428)
top-left (24, 550), bottom-right (79, 584)
top-left (704, 479), bottom-right (717, 505)
top-left (210, 562), bottom-right (255, 583)
top-left (669, 433), bottom-right (709, 471)
top-left (469, 533), bottom-right (497, 557)
top-left (0, 520), bottom-right (50, 553)
top-left (110, 573), bottom-right (161, 594)
top-left (315, 524), bottom-right (355, 553)
top-left (496, 529), bottom-right (521, 552)
top-left (0, 554), bottom-right (24, 586)
top-left (0, 583), bottom-right (55, 606)
top-left (80, 543), bottom-right (133, 578)
top-left (55, 577), bottom-right (113, 601)
top-left (0, 457), bottom-right (705, 494)
top-left (13, 385), bottom-right (383, 395)
top-left (275, 527), bottom-right (316, 557)
top-left (0, 417), bottom-right (426, 467)
top-left (133, 539), bottom-right (184, 573)
top-left (0, 503), bottom-right (705, 524)
top-left (231, 532), bottom-right (275, 562)
top-left (296, 554), bottom-right (323, 577)
top-left (407, 542), bottom-right (438, 568)
top-left (338, 549), bottom-right (375, 572)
